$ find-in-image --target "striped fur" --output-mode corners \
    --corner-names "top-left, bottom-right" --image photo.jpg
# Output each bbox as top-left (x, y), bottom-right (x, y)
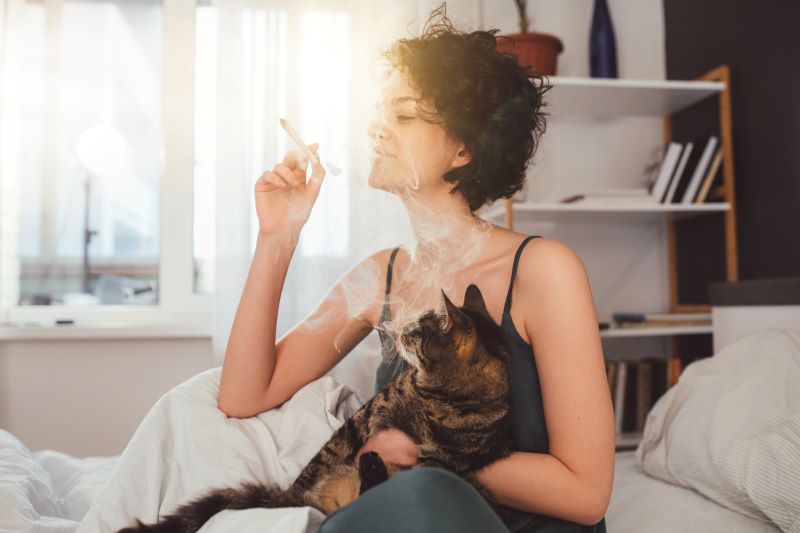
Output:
top-left (119, 284), bottom-right (514, 532)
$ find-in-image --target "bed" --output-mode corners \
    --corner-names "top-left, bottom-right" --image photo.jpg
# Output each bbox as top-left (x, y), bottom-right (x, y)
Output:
top-left (607, 450), bottom-right (782, 532)
top-left (1, 278), bottom-right (798, 532)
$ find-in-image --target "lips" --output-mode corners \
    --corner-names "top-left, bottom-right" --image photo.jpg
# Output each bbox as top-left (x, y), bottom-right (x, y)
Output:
top-left (373, 146), bottom-right (394, 157)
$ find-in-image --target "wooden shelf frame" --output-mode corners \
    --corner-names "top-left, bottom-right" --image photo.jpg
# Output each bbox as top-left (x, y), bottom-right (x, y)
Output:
top-left (666, 65), bottom-right (738, 313)
top-left (495, 66), bottom-right (738, 314)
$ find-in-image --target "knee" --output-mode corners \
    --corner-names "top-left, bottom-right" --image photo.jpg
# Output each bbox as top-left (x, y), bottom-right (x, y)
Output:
top-left (390, 466), bottom-right (473, 496)
top-left (319, 467), bottom-right (509, 533)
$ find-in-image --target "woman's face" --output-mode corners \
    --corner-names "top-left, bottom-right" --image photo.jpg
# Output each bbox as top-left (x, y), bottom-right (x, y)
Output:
top-left (367, 68), bottom-right (469, 195)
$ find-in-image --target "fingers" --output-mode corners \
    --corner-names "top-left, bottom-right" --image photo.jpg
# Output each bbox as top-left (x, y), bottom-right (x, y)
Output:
top-left (274, 163), bottom-right (305, 187)
top-left (256, 167), bottom-right (299, 192)
top-left (261, 143), bottom-right (326, 196)
top-left (255, 170), bottom-right (288, 192)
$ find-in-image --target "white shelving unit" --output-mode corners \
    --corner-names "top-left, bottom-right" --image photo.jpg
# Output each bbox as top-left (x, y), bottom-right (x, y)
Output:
top-left (545, 75), bottom-right (725, 116)
top-left (481, 202), bottom-right (731, 223)
top-left (483, 71), bottom-right (735, 451)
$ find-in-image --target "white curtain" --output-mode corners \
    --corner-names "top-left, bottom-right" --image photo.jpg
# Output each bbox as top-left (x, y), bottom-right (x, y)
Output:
top-left (210, 0), bottom-right (433, 368)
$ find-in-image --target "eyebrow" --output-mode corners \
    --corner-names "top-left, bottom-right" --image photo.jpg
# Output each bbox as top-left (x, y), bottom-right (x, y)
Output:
top-left (391, 96), bottom-right (417, 105)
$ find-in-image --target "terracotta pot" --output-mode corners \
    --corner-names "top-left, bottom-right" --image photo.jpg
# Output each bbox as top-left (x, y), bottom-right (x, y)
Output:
top-left (495, 32), bottom-right (564, 76)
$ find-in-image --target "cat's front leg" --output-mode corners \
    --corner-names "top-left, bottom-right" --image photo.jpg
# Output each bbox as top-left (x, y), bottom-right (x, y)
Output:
top-left (357, 451), bottom-right (389, 494)
top-left (292, 417), bottom-right (367, 491)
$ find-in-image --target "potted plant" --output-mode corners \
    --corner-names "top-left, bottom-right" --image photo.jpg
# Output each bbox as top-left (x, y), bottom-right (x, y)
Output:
top-left (495, 0), bottom-right (563, 76)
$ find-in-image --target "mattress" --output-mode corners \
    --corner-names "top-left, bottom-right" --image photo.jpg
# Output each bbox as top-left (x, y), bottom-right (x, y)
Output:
top-left (606, 451), bottom-right (781, 533)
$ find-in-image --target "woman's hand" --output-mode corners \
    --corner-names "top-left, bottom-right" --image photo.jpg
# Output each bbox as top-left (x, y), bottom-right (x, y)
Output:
top-left (255, 144), bottom-right (326, 236)
top-left (354, 428), bottom-right (420, 466)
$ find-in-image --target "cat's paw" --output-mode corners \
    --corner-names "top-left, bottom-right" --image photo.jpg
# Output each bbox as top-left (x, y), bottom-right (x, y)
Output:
top-left (358, 451), bottom-right (389, 494)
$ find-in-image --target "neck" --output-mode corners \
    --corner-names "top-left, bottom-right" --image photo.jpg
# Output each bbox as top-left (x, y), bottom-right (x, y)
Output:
top-left (382, 185), bottom-right (495, 336)
top-left (399, 188), bottom-right (489, 263)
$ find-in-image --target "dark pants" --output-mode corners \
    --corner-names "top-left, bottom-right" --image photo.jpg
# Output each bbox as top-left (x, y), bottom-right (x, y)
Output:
top-left (318, 467), bottom-right (511, 533)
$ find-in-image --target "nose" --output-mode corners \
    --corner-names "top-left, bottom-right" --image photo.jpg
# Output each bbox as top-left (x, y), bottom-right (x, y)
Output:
top-left (368, 117), bottom-right (391, 141)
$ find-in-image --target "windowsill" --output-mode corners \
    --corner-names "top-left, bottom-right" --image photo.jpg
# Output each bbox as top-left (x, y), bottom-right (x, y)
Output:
top-left (0, 321), bottom-right (212, 341)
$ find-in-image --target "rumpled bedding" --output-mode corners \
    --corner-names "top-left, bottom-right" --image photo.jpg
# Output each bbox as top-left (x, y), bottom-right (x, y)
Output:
top-left (0, 367), bottom-right (365, 533)
top-left (636, 328), bottom-right (800, 533)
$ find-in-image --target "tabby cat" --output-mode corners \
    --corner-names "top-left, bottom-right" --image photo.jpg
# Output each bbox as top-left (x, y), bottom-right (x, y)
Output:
top-left (120, 283), bottom-right (514, 533)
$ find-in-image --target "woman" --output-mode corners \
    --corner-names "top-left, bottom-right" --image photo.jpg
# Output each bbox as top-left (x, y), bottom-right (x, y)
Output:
top-left (217, 8), bottom-right (614, 533)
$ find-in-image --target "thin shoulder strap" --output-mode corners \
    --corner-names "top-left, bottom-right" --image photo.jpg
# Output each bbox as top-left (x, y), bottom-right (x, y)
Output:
top-left (380, 247), bottom-right (401, 322)
top-left (503, 235), bottom-right (542, 314)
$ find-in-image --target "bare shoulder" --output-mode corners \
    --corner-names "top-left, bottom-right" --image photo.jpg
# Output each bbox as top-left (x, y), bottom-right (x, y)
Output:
top-left (345, 246), bottom-right (403, 329)
top-left (517, 236), bottom-right (586, 282)
top-left (513, 237), bottom-right (594, 332)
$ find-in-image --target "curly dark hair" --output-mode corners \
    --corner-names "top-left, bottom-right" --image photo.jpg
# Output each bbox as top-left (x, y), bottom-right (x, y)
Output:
top-left (381, 3), bottom-right (551, 211)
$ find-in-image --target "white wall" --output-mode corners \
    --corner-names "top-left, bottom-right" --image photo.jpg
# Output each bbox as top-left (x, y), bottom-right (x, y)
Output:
top-left (0, 0), bottom-right (669, 458)
top-left (0, 338), bottom-right (214, 456)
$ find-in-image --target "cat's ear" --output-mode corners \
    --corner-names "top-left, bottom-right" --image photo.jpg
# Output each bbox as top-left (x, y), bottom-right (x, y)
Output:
top-left (437, 289), bottom-right (460, 333)
top-left (463, 284), bottom-right (488, 315)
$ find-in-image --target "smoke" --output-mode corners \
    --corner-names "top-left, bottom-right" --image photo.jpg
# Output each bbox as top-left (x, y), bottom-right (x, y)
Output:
top-left (281, 61), bottom-right (496, 369)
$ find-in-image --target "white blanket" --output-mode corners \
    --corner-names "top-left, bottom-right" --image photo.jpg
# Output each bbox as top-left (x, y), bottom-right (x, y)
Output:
top-left (0, 429), bottom-right (117, 532)
top-left (0, 367), bottom-right (365, 533)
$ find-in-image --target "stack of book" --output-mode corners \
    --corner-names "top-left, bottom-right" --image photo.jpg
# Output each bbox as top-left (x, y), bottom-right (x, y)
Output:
top-left (559, 135), bottom-right (723, 205)
top-left (606, 356), bottom-right (684, 434)
top-left (647, 136), bottom-right (723, 204)
top-left (612, 311), bottom-right (711, 328)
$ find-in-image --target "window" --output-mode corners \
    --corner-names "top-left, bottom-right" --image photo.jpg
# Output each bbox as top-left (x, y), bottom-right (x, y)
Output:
top-left (1, 0), bottom-right (354, 328)
top-left (1, 0), bottom-right (208, 325)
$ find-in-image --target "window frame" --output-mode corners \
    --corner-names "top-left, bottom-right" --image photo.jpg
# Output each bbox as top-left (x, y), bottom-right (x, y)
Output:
top-left (0, 0), bottom-right (212, 329)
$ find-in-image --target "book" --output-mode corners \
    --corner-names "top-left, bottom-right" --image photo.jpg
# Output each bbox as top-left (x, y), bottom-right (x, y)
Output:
top-left (667, 356), bottom-right (683, 388)
top-left (682, 136), bottom-right (719, 204)
top-left (670, 138), bottom-right (707, 203)
top-left (614, 361), bottom-right (627, 434)
top-left (606, 361), bottom-right (618, 413)
top-left (636, 361), bottom-right (652, 431)
top-left (622, 360), bottom-right (639, 432)
top-left (695, 148), bottom-right (724, 203)
top-left (648, 357), bottom-right (669, 403)
top-left (616, 319), bottom-right (711, 328)
top-left (613, 311), bottom-right (711, 322)
top-left (662, 142), bottom-right (693, 204)
top-left (650, 142), bottom-right (683, 202)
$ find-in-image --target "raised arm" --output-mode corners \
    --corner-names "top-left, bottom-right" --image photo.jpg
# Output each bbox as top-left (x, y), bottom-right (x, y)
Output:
top-left (217, 143), bottom-right (388, 418)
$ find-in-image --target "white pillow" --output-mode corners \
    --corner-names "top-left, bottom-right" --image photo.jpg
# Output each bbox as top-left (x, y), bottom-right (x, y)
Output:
top-left (636, 328), bottom-right (800, 533)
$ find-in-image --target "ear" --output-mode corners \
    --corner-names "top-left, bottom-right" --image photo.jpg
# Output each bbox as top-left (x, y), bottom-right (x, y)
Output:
top-left (463, 284), bottom-right (488, 315)
top-left (438, 289), bottom-right (461, 333)
top-left (450, 142), bottom-right (471, 170)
